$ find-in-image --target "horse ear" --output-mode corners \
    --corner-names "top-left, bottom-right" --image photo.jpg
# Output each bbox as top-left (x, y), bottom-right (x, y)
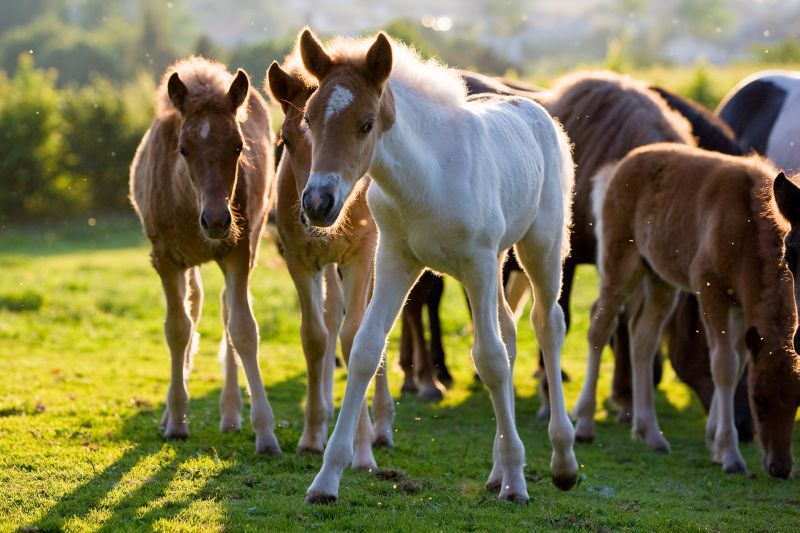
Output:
top-left (745, 326), bottom-right (764, 362)
top-left (299, 28), bottom-right (332, 80)
top-left (227, 69), bottom-right (250, 112)
top-left (365, 32), bottom-right (393, 88)
top-left (266, 62), bottom-right (304, 113)
top-left (167, 72), bottom-right (188, 112)
top-left (774, 172), bottom-right (800, 225)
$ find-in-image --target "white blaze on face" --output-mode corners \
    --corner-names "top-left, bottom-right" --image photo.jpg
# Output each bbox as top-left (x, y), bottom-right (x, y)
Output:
top-left (199, 118), bottom-right (210, 139)
top-left (324, 84), bottom-right (353, 122)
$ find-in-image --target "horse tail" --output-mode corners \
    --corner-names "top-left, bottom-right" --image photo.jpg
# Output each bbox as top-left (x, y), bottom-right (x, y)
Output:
top-left (554, 121), bottom-right (575, 261)
top-left (589, 162), bottom-right (618, 273)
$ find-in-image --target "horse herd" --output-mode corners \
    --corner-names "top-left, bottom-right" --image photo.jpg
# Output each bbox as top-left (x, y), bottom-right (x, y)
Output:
top-left (128, 29), bottom-right (800, 504)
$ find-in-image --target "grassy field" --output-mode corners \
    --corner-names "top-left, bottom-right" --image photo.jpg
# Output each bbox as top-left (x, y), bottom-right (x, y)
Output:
top-left (1, 216), bottom-right (799, 532)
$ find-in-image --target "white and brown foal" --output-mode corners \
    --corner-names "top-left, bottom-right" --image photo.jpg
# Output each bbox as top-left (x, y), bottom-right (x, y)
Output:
top-left (294, 30), bottom-right (578, 504)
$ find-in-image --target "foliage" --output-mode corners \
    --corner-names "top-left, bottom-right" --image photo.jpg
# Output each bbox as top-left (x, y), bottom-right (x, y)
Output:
top-left (752, 39), bottom-right (800, 64)
top-left (684, 60), bottom-right (715, 110)
top-left (0, 55), bottom-right (154, 222)
top-left (61, 75), bottom-right (152, 213)
top-left (0, 55), bottom-right (85, 222)
top-left (0, 220), bottom-right (799, 530)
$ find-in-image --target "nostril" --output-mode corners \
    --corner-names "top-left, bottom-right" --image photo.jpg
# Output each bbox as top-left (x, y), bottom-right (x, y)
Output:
top-left (223, 211), bottom-right (232, 228)
top-left (200, 212), bottom-right (209, 230)
top-left (301, 190), bottom-right (312, 212)
top-left (321, 193), bottom-right (333, 213)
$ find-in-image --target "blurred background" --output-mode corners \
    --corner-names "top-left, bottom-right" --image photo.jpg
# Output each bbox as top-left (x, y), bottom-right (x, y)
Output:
top-left (1, 0), bottom-right (798, 225)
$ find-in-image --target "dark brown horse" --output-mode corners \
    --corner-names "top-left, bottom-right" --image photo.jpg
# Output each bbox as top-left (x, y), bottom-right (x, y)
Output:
top-left (130, 57), bottom-right (279, 454)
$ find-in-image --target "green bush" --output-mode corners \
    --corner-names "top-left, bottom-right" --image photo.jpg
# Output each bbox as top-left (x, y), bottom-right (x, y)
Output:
top-left (0, 55), bottom-right (154, 222)
top-left (61, 76), bottom-right (149, 212)
top-left (0, 54), bottom-right (87, 222)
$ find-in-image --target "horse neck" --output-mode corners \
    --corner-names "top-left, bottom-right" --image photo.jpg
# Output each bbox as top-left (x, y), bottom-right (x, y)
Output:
top-left (744, 260), bottom-right (797, 351)
top-left (369, 81), bottom-right (457, 206)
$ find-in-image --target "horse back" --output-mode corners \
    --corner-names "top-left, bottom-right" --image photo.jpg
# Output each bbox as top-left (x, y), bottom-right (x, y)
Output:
top-left (605, 144), bottom-right (770, 291)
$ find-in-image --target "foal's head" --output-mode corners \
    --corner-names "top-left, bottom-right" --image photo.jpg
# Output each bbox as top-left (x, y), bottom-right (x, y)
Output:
top-left (742, 171), bottom-right (800, 479)
top-left (296, 29), bottom-right (395, 227)
top-left (167, 68), bottom-right (250, 240)
top-left (266, 61), bottom-right (316, 199)
top-left (745, 326), bottom-right (800, 479)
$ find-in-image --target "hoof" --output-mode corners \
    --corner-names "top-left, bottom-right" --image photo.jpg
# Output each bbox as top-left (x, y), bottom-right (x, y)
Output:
top-left (297, 444), bottom-right (324, 455)
top-left (723, 461), bottom-right (747, 475)
top-left (437, 371), bottom-right (454, 389)
top-left (164, 430), bottom-right (189, 441)
top-left (417, 386), bottom-right (444, 403)
top-left (574, 431), bottom-right (594, 444)
top-left (485, 479), bottom-right (502, 493)
top-left (401, 383), bottom-right (418, 395)
top-left (219, 415), bottom-right (242, 433)
top-left (164, 421), bottom-right (189, 441)
top-left (552, 472), bottom-right (578, 491)
top-left (640, 432), bottom-right (671, 453)
top-left (305, 492), bottom-right (337, 505)
top-left (256, 435), bottom-right (282, 456)
top-left (373, 434), bottom-right (394, 448)
top-left (351, 454), bottom-right (377, 471)
top-left (499, 491), bottom-right (529, 504)
top-left (616, 410), bottom-right (632, 424)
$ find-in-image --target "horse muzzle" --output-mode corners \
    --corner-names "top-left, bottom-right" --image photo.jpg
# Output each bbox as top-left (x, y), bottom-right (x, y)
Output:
top-left (200, 208), bottom-right (232, 239)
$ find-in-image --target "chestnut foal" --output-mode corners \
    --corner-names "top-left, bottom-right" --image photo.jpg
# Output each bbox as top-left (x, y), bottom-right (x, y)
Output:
top-left (266, 59), bottom-right (395, 468)
top-left (586, 143), bottom-right (800, 477)
top-left (130, 57), bottom-right (280, 454)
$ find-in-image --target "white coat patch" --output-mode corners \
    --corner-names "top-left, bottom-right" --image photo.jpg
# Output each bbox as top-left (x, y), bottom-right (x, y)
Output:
top-left (199, 119), bottom-right (210, 139)
top-left (324, 85), bottom-right (353, 122)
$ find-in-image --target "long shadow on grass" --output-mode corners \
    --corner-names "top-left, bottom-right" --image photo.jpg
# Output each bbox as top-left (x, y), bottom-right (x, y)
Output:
top-left (28, 373), bottom-right (312, 532)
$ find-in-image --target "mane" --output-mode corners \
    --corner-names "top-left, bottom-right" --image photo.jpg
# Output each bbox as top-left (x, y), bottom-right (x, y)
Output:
top-left (294, 34), bottom-right (468, 107)
top-left (156, 56), bottom-right (247, 122)
top-left (649, 85), bottom-right (743, 156)
top-left (749, 157), bottom-right (797, 351)
top-left (539, 71), bottom-right (695, 178)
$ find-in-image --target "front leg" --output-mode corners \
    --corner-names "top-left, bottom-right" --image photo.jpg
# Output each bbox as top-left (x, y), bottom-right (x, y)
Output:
top-left (287, 260), bottom-right (333, 453)
top-left (155, 260), bottom-right (192, 440)
top-left (306, 244), bottom-right (422, 504)
top-left (220, 245), bottom-right (281, 456)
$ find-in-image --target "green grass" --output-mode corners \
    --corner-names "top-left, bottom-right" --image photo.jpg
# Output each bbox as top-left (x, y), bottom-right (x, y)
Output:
top-left (1, 216), bottom-right (798, 532)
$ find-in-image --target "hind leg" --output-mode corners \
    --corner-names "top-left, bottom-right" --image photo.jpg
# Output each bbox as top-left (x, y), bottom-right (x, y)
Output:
top-left (515, 231), bottom-right (578, 491)
top-left (399, 290), bottom-right (422, 394)
top-left (461, 253), bottom-right (528, 502)
top-left (534, 259), bottom-right (575, 421)
top-left (219, 286), bottom-right (243, 432)
top-left (573, 238), bottom-right (644, 442)
top-left (485, 252), bottom-right (521, 493)
top-left (321, 264), bottom-right (343, 430)
top-left (426, 275), bottom-right (452, 388)
top-left (339, 258), bottom-right (388, 469)
top-left (628, 275), bottom-right (676, 452)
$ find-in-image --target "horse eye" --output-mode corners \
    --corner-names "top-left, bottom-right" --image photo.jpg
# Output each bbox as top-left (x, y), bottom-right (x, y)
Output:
top-left (179, 146), bottom-right (188, 157)
top-left (234, 142), bottom-right (243, 155)
top-left (304, 114), bottom-right (311, 127)
top-left (280, 134), bottom-right (291, 149)
top-left (360, 119), bottom-right (374, 134)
